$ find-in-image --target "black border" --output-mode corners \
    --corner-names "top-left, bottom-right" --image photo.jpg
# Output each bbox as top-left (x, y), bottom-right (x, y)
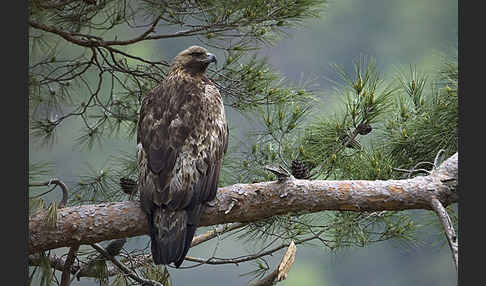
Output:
top-left (458, 1), bottom-right (479, 286)
top-left (6, 0), bottom-right (28, 284)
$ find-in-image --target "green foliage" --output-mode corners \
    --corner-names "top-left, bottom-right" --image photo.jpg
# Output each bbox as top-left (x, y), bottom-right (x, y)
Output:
top-left (238, 214), bottom-right (314, 246)
top-left (28, 161), bottom-right (54, 215)
top-left (334, 56), bottom-right (397, 125)
top-left (29, 161), bottom-right (53, 182)
top-left (217, 53), bottom-right (316, 110)
top-left (38, 252), bottom-right (53, 286)
top-left (326, 211), bottom-right (419, 250)
top-left (141, 265), bottom-right (172, 286)
top-left (44, 202), bottom-right (58, 229)
top-left (224, 52), bottom-right (458, 263)
top-left (29, 197), bottom-right (45, 217)
top-left (28, 0), bottom-right (325, 149)
top-left (221, 84), bottom-right (316, 184)
top-left (299, 56), bottom-right (398, 179)
top-left (28, 0), bottom-right (457, 284)
top-left (239, 258), bottom-right (271, 281)
top-left (93, 259), bottom-right (109, 286)
top-left (383, 63), bottom-right (458, 169)
top-left (299, 112), bottom-right (351, 172)
top-left (337, 145), bottom-right (397, 180)
top-left (110, 273), bottom-right (128, 286)
top-left (71, 162), bottom-right (129, 205)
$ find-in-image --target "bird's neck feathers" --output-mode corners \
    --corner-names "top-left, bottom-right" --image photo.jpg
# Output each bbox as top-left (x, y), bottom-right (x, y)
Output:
top-left (169, 62), bottom-right (210, 78)
top-left (167, 66), bottom-right (209, 83)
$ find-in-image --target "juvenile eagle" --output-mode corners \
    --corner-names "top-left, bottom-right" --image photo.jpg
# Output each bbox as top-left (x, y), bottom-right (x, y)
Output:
top-left (137, 46), bottom-right (228, 267)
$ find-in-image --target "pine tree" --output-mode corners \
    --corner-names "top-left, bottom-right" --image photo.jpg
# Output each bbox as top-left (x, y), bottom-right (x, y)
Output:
top-left (28, 1), bottom-right (457, 285)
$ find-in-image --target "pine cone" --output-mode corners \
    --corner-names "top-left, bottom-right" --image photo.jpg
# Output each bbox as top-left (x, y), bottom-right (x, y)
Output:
top-left (357, 123), bottom-right (372, 135)
top-left (119, 177), bottom-right (138, 195)
top-left (291, 160), bottom-right (310, 179)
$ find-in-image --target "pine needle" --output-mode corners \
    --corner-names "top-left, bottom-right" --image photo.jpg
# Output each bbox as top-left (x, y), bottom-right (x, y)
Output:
top-left (44, 202), bottom-right (58, 229)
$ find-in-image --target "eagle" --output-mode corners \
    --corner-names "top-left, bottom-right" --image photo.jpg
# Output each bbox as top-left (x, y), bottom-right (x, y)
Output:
top-left (137, 46), bottom-right (228, 267)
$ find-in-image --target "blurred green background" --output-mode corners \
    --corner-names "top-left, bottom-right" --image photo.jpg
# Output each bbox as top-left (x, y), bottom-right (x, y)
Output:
top-left (29, 0), bottom-right (458, 285)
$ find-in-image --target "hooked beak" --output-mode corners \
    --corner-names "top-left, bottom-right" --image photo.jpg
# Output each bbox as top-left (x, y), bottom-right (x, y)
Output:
top-left (206, 53), bottom-right (217, 64)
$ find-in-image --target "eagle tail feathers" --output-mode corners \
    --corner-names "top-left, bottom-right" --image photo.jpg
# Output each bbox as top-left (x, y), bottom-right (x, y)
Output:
top-left (148, 206), bottom-right (203, 267)
top-left (174, 223), bottom-right (197, 267)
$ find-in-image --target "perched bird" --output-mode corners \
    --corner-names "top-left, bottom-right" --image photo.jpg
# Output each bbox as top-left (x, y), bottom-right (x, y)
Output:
top-left (137, 46), bottom-right (228, 267)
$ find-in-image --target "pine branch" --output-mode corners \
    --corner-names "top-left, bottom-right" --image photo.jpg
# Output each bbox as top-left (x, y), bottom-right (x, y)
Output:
top-left (29, 178), bottom-right (69, 208)
top-left (29, 153), bottom-right (457, 254)
top-left (191, 223), bottom-right (247, 247)
top-left (29, 223), bottom-right (246, 279)
top-left (90, 243), bottom-right (163, 286)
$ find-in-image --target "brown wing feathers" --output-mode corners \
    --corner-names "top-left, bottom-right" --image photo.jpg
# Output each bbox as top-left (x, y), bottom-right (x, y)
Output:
top-left (137, 46), bottom-right (227, 267)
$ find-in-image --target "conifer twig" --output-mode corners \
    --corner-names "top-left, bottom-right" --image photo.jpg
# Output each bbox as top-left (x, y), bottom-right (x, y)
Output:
top-left (185, 232), bottom-right (320, 266)
top-left (71, 238), bottom-right (127, 283)
top-left (90, 243), bottom-right (163, 286)
top-left (308, 125), bottom-right (361, 179)
top-left (29, 178), bottom-right (69, 208)
top-left (60, 244), bottom-right (79, 286)
top-left (191, 223), bottom-right (247, 247)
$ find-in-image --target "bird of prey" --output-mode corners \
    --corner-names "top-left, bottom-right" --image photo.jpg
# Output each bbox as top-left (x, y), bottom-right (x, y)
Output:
top-left (137, 46), bottom-right (228, 267)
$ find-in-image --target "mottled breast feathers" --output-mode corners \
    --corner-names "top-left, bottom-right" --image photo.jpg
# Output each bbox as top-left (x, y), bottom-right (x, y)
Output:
top-left (136, 46), bottom-right (227, 267)
top-left (138, 75), bottom-right (227, 209)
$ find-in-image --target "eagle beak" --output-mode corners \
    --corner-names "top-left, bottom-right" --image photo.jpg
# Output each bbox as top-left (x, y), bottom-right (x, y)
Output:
top-left (206, 53), bottom-right (217, 64)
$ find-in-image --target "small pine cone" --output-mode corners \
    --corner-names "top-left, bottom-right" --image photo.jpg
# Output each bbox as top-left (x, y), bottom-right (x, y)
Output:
top-left (357, 123), bottom-right (372, 135)
top-left (291, 160), bottom-right (309, 179)
top-left (120, 177), bottom-right (138, 195)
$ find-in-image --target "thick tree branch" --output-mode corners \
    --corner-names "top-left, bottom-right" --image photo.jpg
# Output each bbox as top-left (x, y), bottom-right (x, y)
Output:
top-left (29, 153), bottom-right (458, 254)
top-left (29, 19), bottom-right (234, 48)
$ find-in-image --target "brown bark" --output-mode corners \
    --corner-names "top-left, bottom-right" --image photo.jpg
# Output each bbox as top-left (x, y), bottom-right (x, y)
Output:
top-left (249, 241), bottom-right (297, 286)
top-left (29, 153), bottom-right (458, 255)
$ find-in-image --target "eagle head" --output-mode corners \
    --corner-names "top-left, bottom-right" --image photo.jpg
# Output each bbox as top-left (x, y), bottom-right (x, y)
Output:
top-left (170, 46), bottom-right (217, 75)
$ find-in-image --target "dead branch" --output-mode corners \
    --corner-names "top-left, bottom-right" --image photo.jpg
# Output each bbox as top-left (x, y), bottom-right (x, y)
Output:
top-left (249, 241), bottom-right (297, 286)
top-left (430, 197), bottom-right (458, 273)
